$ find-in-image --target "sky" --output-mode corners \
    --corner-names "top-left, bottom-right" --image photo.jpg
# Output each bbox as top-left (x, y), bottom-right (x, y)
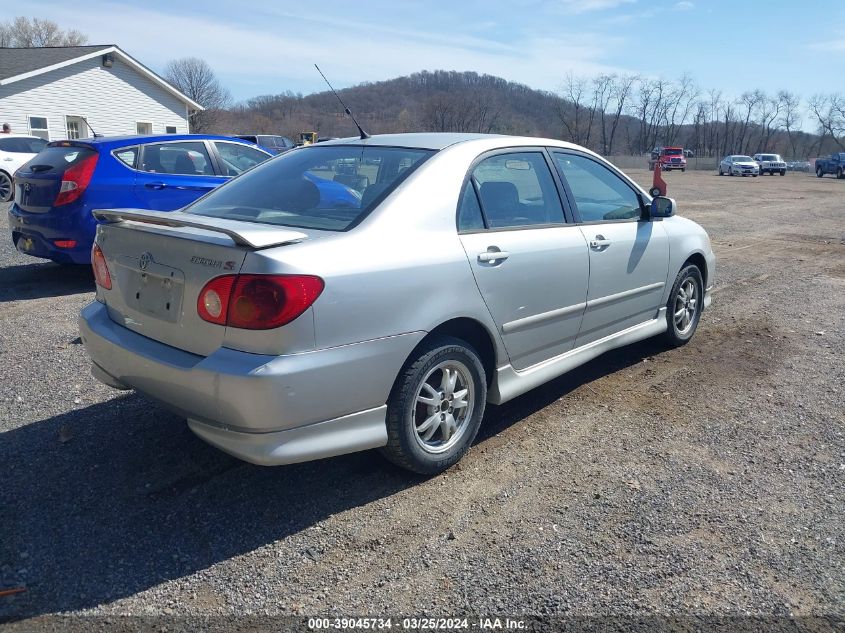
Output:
top-left (9, 0), bottom-right (845, 109)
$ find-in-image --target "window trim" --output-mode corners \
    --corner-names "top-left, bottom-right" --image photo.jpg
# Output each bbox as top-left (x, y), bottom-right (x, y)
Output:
top-left (27, 114), bottom-right (50, 141)
top-left (456, 146), bottom-right (575, 234)
top-left (550, 148), bottom-right (648, 225)
top-left (135, 121), bottom-right (154, 135)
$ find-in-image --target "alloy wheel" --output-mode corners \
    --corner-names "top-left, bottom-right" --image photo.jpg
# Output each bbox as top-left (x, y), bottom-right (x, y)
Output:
top-left (673, 278), bottom-right (698, 335)
top-left (0, 173), bottom-right (11, 202)
top-left (412, 360), bottom-right (475, 454)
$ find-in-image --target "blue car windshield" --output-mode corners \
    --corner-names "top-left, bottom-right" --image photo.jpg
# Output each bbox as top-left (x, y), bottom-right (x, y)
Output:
top-left (187, 145), bottom-right (434, 231)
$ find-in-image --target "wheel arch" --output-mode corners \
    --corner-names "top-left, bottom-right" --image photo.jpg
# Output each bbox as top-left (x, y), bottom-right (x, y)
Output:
top-left (682, 251), bottom-right (708, 288)
top-left (403, 317), bottom-right (499, 388)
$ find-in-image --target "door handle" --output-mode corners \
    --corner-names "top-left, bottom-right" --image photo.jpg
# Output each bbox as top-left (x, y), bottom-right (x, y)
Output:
top-left (478, 249), bottom-right (510, 263)
top-left (589, 235), bottom-right (611, 250)
top-left (144, 182), bottom-right (167, 190)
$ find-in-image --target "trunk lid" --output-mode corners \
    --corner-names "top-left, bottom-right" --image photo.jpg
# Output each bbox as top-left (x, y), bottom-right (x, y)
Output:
top-left (93, 209), bottom-right (308, 356)
top-left (14, 143), bottom-right (97, 213)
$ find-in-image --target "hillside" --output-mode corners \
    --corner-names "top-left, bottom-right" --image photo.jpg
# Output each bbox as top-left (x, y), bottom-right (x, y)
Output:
top-left (215, 70), bottom-right (829, 159)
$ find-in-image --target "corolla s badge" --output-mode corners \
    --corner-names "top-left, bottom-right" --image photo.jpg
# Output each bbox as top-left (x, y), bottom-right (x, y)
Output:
top-left (139, 252), bottom-right (153, 270)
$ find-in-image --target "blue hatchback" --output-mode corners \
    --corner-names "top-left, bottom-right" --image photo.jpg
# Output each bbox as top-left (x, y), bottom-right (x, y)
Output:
top-left (8, 134), bottom-right (272, 264)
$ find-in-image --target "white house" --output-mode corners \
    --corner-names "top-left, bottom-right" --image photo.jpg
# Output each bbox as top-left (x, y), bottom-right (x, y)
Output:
top-left (0, 45), bottom-right (203, 141)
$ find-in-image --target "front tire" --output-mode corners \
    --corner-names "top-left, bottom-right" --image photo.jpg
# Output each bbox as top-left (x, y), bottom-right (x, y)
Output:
top-left (0, 172), bottom-right (12, 203)
top-left (838, 168), bottom-right (844, 180)
top-left (662, 265), bottom-right (704, 347)
top-left (381, 336), bottom-right (486, 475)
top-left (780, 170), bottom-right (785, 176)
top-left (817, 167), bottom-right (824, 178)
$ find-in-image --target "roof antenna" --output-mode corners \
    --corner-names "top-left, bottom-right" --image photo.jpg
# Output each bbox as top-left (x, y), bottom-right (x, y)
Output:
top-left (314, 64), bottom-right (369, 139)
top-left (81, 117), bottom-right (102, 138)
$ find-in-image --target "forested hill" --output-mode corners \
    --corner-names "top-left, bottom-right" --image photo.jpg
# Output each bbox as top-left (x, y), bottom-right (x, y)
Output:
top-left (217, 69), bottom-right (830, 159)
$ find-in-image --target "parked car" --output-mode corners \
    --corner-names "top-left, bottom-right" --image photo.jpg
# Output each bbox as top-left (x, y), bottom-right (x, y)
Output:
top-left (719, 155), bottom-right (759, 177)
top-left (814, 153), bottom-right (845, 179)
top-left (234, 134), bottom-right (296, 155)
top-left (753, 153), bottom-right (787, 176)
top-left (787, 160), bottom-right (812, 172)
top-left (648, 146), bottom-right (687, 171)
top-left (8, 134), bottom-right (272, 264)
top-left (80, 133), bottom-right (714, 474)
top-left (0, 134), bottom-right (49, 202)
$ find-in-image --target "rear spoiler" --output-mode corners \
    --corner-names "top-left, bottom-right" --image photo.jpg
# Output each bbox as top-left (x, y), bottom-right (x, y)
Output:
top-left (92, 209), bottom-right (307, 249)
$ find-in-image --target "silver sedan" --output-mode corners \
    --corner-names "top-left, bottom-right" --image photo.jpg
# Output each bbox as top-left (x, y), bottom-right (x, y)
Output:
top-left (80, 133), bottom-right (715, 474)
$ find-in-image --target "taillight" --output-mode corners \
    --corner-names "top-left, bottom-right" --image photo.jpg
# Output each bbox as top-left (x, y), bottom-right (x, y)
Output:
top-left (54, 239), bottom-right (78, 249)
top-left (197, 274), bottom-right (323, 330)
top-left (91, 243), bottom-right (112, 290)
top-left (55, 153), bottom-right (98, 206)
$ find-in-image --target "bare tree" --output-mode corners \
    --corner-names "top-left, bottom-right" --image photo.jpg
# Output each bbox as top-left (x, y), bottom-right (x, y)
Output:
top-left (606, 74), bottom-right (636, 155)
top-left (809, 94), bottom-right (845, 151)
top-left (557, 73), bottom-right (590, 145)
top-left (164, 57), bottom-right (231, 132)
top-left (0, 16), bottom-right (87, 47)
top-left (754, 94), bottom-right (781, 153)
top-left (777, 91), bottom-right (801, 158)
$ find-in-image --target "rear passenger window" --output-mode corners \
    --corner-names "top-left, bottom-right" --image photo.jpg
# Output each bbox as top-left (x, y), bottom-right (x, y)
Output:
top-left (457, 183), bottom-right (485, 231)
top-left (471, 152), bottom-right (564, 228)
top-left (554, 153), bottom-right (641, 222)
top-left (140, 141), bottom-right (214, 176)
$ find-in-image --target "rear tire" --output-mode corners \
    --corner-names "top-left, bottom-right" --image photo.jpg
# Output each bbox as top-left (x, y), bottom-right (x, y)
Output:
top-left (381, 336), bottom-right (486, 475)
top-left (0, 171), bottom-right (12, 203)
top-left (662, 265), bottom-right (704, 347)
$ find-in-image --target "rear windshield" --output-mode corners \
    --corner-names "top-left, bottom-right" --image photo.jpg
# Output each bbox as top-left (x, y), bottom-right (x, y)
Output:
top-left (24, 145), bottom-right (96, 173)
top-left (0, 136), bottom-right (49, 153)
top-left (187, 145), bottom-right (434, 231)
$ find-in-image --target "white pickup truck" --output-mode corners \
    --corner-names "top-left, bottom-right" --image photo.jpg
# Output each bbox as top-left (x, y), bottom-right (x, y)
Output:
top-left (753, 153), bottom-right (787, 176)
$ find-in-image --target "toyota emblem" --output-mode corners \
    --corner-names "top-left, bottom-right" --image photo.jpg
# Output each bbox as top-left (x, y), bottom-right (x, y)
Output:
top-left (139, 252), bottom-right (153, 270)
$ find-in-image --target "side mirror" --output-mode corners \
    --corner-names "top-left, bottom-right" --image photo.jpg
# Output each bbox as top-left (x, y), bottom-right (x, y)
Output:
top-left (649, 196), bottom-right (675, 219)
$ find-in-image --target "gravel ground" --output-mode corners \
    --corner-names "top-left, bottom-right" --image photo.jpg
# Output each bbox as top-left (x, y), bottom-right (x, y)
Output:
top-left (0, 170), bottom-right (843, 626)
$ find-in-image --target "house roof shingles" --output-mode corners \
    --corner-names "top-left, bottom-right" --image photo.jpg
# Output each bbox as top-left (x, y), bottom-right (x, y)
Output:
top-left (0, 45), bottom-right (113, 81)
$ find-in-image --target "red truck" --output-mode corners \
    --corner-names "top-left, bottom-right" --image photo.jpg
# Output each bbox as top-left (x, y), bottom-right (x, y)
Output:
top-left (648, 147), bottom-right (687, 172)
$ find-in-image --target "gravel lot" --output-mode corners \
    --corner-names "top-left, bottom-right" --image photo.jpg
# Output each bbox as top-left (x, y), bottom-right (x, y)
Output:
top-left (1, 170), bottom-right (843, 626)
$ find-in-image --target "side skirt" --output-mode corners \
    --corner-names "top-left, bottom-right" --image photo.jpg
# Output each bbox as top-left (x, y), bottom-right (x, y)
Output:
top-left (488, 308), bottom-right (668, 404)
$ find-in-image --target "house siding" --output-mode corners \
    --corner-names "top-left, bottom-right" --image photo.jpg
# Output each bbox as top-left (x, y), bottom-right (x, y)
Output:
top-left (0, 56), bottom-right (190, 140)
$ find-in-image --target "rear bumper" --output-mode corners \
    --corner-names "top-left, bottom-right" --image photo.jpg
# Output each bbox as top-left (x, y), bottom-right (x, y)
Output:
top-left (79, 301), bottom-right (424, 465)
top-left (8, 202), bottom-right (94, 264)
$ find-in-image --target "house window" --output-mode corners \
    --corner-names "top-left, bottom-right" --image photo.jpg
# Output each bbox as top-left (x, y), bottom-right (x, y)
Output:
top-left (136, 121), bottom-right (153, 135)
top-left (165, 126), bottom-right (177, 134)
top-left (66, 115), bottom-right (86, 140)
top-left (29, 116), bottom-right (49, 140)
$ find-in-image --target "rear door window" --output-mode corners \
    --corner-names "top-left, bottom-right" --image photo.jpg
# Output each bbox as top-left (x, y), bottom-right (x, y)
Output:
top-left (140, 141), bottom-right (214, 175)
top-left (470, 152), bottom-right (564, 228)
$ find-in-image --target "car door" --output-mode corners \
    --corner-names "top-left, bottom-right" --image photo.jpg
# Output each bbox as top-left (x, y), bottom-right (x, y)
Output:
top-left (457, 150), bottom-right (589, 371)
top-left (552, 150), bottom-right (669, 347)
top-left (133, 140), bottom-right (223, 210)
